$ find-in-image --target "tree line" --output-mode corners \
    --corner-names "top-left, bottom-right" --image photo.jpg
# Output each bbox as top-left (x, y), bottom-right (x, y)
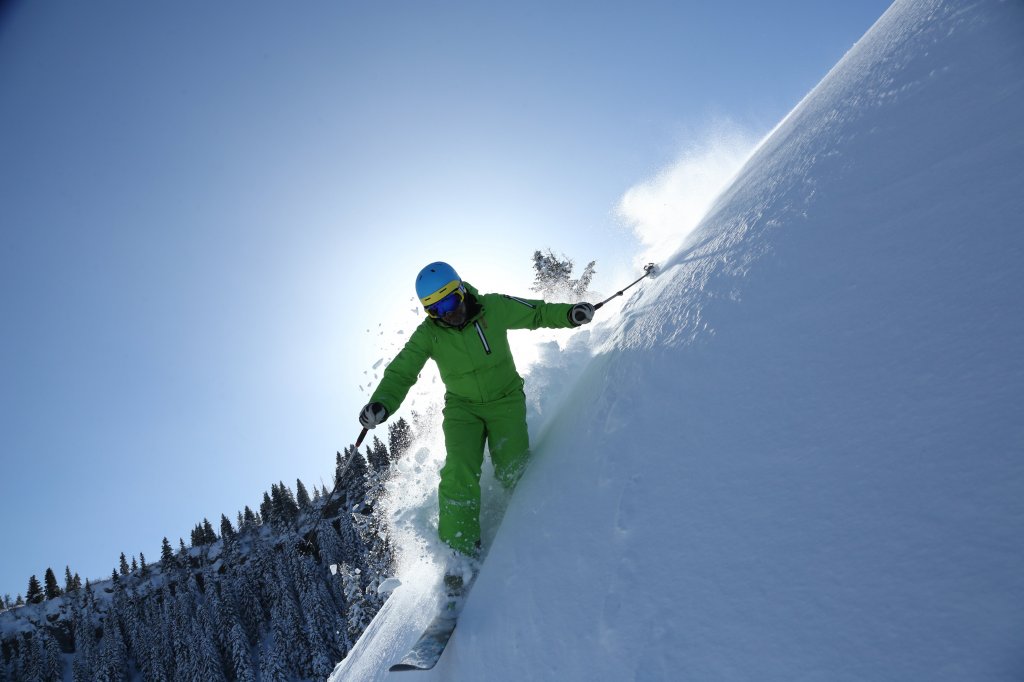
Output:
top-left (0, 417), bottom-right (413, 681)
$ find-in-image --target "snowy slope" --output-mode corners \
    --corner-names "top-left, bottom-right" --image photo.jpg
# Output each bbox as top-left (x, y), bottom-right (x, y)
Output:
top-left (332, 0), bottom-right (1024, 679)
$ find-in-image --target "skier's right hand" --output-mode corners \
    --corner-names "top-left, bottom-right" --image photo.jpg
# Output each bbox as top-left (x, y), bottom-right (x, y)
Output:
top-left (358, 402), bottom-right (388, 429)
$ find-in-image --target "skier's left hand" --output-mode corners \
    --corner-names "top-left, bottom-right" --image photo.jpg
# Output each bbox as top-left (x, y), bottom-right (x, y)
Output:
top-left (570, 302), bottom-right (595, 326)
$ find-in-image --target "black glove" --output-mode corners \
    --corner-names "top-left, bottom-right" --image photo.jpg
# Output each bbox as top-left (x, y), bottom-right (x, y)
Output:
top-left (569, 302), bottom-right (595, 326)
top-left (358, 402), bottom-right (388, 429)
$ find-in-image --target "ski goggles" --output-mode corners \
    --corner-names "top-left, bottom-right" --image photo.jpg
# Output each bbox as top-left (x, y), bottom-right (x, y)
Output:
top-left (426, 290), bottom-right (464, 318)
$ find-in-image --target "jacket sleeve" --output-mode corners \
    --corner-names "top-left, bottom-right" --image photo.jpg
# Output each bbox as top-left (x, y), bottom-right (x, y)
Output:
top-left (497, 294), bottom-right (576, 330)
top-left (369, 324), bottom-right (432, 415)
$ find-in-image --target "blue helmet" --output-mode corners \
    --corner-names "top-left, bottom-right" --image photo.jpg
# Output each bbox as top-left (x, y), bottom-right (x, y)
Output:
top-left (415, 262), bottom-right (464, 309)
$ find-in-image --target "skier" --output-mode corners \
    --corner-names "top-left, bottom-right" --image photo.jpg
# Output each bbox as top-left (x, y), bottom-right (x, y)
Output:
top-left (358, 261), bottom-right (595, 589)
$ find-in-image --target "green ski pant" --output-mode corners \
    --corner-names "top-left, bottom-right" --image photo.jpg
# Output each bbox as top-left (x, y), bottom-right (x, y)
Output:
top-left (438, 389), bottom-right (530, 556)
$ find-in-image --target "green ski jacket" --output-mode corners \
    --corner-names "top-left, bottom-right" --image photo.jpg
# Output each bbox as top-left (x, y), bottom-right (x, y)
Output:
top-left (370, 283), bottom-right (576, 413)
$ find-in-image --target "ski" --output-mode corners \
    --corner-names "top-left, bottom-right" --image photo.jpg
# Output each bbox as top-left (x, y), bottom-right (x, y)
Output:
top-left (388, 611), bottom-right (460, 671)
top-left (390, 567), bottom-right (477, 671)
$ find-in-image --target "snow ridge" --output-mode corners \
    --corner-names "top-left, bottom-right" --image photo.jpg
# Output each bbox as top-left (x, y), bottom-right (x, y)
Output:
top-left (333, 1), bottom-right (1024, 679)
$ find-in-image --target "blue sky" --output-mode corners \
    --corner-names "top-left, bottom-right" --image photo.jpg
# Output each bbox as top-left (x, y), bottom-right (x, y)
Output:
top-left (0, 1), bottom-right (891, 598)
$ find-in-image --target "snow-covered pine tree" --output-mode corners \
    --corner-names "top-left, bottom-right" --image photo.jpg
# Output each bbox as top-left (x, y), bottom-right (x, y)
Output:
top-left (243, 505), bottom-right (257, 530)
top-left (235, 563), bottom-right (263, 647)
top-left (366, 435), bottom-right (390, 472)
top-left (259, 633), bottom-right (288, 682)
top-left (270, 482), bottom-right (300, 526)
top-left (41, 630), bottom-right (63, 682)
top-left (260, 491), bottom-right (274, 526)
top-left (341, 446), bottom-right (370, 512)
top-left (93, 609), bottom-right (127, 682)
top-left (220, 514), bottom-right (237, 545)
top-left (530, 248), bottom-right (596, 301)
top-left (177, 538), bottom-right (189, 566)
top-left (120, 593), bottom-right (152, 682)
top-left (138, 600), bottom-right (170, 682)
top-left (337, 563), bottom-right (371, 644)
top-left (189, 579), bottom-right (226, 682)
top-left (202, 518), bottom-right (217, 545)
top-left (70, 590), bottom-right (96, 682)
top-left (20, 631), bottom-right (45, 681)
top-left (388, 417), bottom-right (414, 464)
top-left (296, 478), bottom-right (312, 512)
top-left (293, 550), bottom-right (343, 678)
top-left (226, 621), bottom-right (256, 682)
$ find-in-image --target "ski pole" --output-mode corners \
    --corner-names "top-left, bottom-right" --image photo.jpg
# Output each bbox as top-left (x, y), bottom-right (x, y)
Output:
top-left (593, 263), bottom-right (657, 310)
top-left (300, 428), bottom-right (367, 548)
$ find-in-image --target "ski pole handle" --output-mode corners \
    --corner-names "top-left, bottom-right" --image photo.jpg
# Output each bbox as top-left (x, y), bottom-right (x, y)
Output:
top-left (355, 427), bottom-right (368, 448)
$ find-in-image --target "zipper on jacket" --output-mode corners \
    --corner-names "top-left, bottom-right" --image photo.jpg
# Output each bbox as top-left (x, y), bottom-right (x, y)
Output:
top-left (474, 321), bottom-right (492, 355)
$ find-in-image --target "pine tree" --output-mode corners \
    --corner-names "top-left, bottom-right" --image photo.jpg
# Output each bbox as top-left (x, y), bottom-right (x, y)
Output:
top-left (531, 248), bottom-right (596, 300)
top-left (260, 492), bottom-right (273, 525)
top-left (202, 518), bottom-right (217, 544)
top-left (276, 482), bottom-right (300, 524)
top-left (42, 629), bottom-right (63, 682)
top-left (43, 567), bottom-right (62, 600)
top-left (366, 435), bottom-right (390, 472)
top-left (65, 566), bottom-right (76, 594)
top-left (72, 586), bottom-right (99, 682)
top-left (296, 478), bottom-right (312, 511)
top-left (119, 552), bottom-right (130, 576)
top-left (160, 537), bottom-right (174, 567)
top-left (95, 608), bottom-right (127, 682)
top-left (243, 505), bottom-right (257, 530)
top-left (139, 552), bottom-right (149, 576)
top-left (338, 563), bottom-right (370, 643)
top-left (190, 583), bottom-right (227, 681)
top-left (236, 564), bottom-right (263, 646)
top-left (388, 417), bottom-right (414, 463)
top-left (259, 635), bottom-right (288, 682)
top-left (178, 538), bottom-right (188, 558)
top-left (220, 514), bottom-right (237, 543)
top-left (342, 447), bottom-right (370, 511)
top-left (227, 621), bottom-right (256, 682)
top-left (19, 631), bottom-right (43, 681)
top-left (295, 551), bottom-right (346, 671)
top-left (26, 574), bottom-right (44, 604)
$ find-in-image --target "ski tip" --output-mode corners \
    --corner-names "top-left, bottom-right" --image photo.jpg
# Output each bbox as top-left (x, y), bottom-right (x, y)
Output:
top-left (389, 662), bottom-right (434, 672)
